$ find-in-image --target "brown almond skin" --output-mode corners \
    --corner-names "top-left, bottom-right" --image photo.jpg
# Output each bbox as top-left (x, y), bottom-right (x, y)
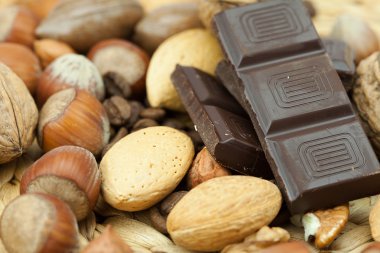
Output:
top-left (0, 42), bottom-right (41, 94)
top-left (20, 145), bottom-right (101, 220)
top-left (0, 193), bottom-right (79, 253)
top-left (88, 39), bottom-right (150, 98)
top-left (33, 39), bottom-right (76, 68)
top-left (0, 6), bottom-right (38, 48)
top-left (82, 225), bottom-right (133, 253)
top-left (38, 88), bottom-right (110, 155)
top-left (362, 242), bottom-right (380, 253)
top-left (186, 147), bottom-right (231, 189)
top-left (258, 241), bottom-right (312, 253)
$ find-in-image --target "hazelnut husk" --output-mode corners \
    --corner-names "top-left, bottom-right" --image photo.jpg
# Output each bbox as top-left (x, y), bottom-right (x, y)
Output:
top-left (0, 42), bottom-right (41, 94)
top-left (38, 88), bottom-right (110, 155)
top-left (36, 54), bottom-right (104, 107)
top-left (33, 39), bottom-right (76, 69)
top-left (0, 5), bottom-right (38, 47)
top-left (0, 63), bottom-right (38, 164)
top-left (81, 225), bottom-right (133, 253)
top-left (88, 39), bottom-right (150, 98)
top-left (0, 193), bottom-right (79, 253)
top-left (20, 145), bottom-right (101, 220)
top-left (186, 147), bottom-right (231, 189)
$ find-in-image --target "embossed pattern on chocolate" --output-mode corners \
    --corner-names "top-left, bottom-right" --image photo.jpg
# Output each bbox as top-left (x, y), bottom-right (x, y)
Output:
top-left (214, 0), bottom-right (380, 213)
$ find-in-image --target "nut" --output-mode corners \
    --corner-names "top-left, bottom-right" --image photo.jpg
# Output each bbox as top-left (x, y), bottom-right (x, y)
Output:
top-left (221, 226), bottom-right (290, 253)
top-left (100, 126), bottom-right (194, 211)
top-left (36, 0), bottom-right (143, 52)
top-left (353, 52), bottom-right (380, 155)
top-left (362, 242), bottom-right (380, 253)
top-left (103, 96), bottom-right (132, 126)
top-left (33, 39), bottom-right (76, 69)
top-left (88, 39), bottom-right (150, 98)
top-left (369, 197), bottom-right (380, 241)
top-left (186, 147), bottom-right (231, 189)
top-left (256, 241), bottom-right (312, 253)
top-left (330, 14), bottom-right (379, 62)
top-left (101, 216), bottom-right (173, 249)
top-left (0, 42), bottom-right (41, 94)
top-left (302, 204), bottom-right (349, 248)
top-left (138, 0), bottom-right (198, 13)
top-left (198, 0), bottom-right (257, 29)
top-left (38, 88), bottom-right (110, 155)
top-left (82, 225), bottom-right (133, 253)
top-left (36, 54), bottom-right (104, 107)
top-left (146, 28), bottom-right (223, 111)
top-left (78, 212), bottom-right (96, 241)
top-left (0, 5), bottom-right (38, 47)
top-left (0, 193), bottom-right (79, 253)
top-left (167, 176), bottom-right (282, 251)
top-left (159, 191), bottom-right (188, 216)
top-left (19, 0), bottom-right (59, 20)
top-left (133, 3), bottom-right (202, 54)
top-left (0, 63), bottom-right (38, 164)
top-left (20, 145), bottom-right (101, 220)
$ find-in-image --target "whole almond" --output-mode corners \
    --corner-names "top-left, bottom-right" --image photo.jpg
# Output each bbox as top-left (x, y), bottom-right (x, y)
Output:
top-left (100, 126), bottom-right (194, 211)
top-left (0, 63), bottom-right (38, 164)
top-left (146, 28), bottom-right (223, 111)
top-left (36, 0), bottom-right (143, 52)
top-left (167, 176), bottom-right (282, 251)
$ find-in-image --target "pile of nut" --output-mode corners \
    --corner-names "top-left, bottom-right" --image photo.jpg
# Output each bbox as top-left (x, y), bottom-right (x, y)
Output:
top-left (1, 0), bottom-right (380, 253)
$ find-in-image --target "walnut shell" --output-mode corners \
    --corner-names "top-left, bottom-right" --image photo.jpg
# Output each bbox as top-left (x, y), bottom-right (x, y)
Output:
top-left (0, 63), bottom-right (38, 164)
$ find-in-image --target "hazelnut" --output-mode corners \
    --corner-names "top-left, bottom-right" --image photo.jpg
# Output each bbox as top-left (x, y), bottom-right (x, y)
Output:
top-left (82, 225), bottom-right (133, 253)
top-left (20, 145), bottom-right (101, 220)
top-left (38, 88), bottom-right (110, 155)
top-left (0, 193), bottom-right (79, 253)
top-left (0, 63), bottom-right (38, 164)
top-left (0, 5), bottom-right (38, 47)
top-left (0, 42), bottom-right (41, 95)
top-left (36, 54), bottom-right (105, 107)
top-left (33, 39), bottom-right (76, 69)
top-left (88, 39), bottom-right (150, 98)
top-left (186, 147), bottom-right (231, 189)
top-left (330, 15), bottom-right (379, 62)
top-left (133, 3), bottom-right (202, 54)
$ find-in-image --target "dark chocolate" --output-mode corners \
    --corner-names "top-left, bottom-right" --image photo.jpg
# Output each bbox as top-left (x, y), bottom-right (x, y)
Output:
top-left (323, 38), bottom-right (356, 92)
top-left (214, 0), bottom-right (380, 214)
top-left (171, 65), bottom-right (271, 177)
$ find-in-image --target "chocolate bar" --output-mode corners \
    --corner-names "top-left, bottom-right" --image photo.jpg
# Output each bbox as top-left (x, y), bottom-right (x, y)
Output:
top-left (323, 39), bottom-right (356, 92)
top-left (171, 65), bottom-right (271, 177)
top-left (214, 0), bottom-right (380, 213)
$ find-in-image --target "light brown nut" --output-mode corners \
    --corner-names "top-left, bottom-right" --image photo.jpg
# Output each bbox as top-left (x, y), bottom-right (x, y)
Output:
top-left (88, 39), bottom-right (150, 98)
top-left (36, 0), bottom-right (143, 52)
top-left (100, 126), bottom-right (194, 211)
top-left (0, 42), bottom-right (41, 95)
top-left (222, 226), bottom-right (290, 253)
top-left (369, 197), bottom-right (380, 241)
top-left (0, 63), bottom-right (38, 164)
top-left (330, 225), bottom-right (372, 251)
top-left (133, 3), bottom-right (202, 54)
top-left (146, 28), bottom-right (223, 111)
top-left (186, 147), bottom-right (231, 189)
top-left (101, 216), bottom-right (173, 249)
top-left (167, 176), bottom-right (282, 251)
top-left (138, 0), bottom-right (198, 13)
top-left (350, 196), bottom-right (380, 225)
top-left (198, 0), bottom-right (257, 29)
top-left (33, 39), bottom-right (76, 69)
top-left (302, 204), bottom-right (349, 249)
top-left (82, 225), bottom-right (133, 253)
top-left (330, 14), bottom-right (379, 62)
top-left (0, 5), bottom-right (38, 47)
